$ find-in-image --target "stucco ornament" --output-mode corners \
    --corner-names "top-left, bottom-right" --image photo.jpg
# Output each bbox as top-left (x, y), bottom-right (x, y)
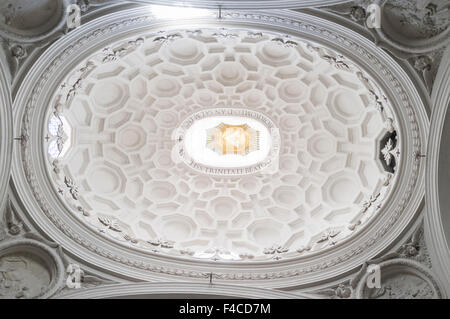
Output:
top-left (42, 28), bottom-right (399, 262)
top-left (330, 0), bottom-right (449, 53)
top-left (323, 0), bottom-right (449, 94)
top-left (353, 257), bottom-right (442, 299)
top-left (350, 6), bottom-right (366, 22)
top-left (12, 8), bottom-right (427, 288)
top-left (0, 239), bottom-right (65, 299)
top-left (313, 224), bottom-right (439, 299)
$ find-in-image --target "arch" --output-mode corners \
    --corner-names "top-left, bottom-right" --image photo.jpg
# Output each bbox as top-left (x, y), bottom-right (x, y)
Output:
top-left (425, 45), bottom-right (450, 298)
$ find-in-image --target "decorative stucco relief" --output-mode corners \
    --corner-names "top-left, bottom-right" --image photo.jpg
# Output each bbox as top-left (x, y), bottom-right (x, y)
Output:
top-left (0, 251), bottom-right (51, 299)
top-left (0, 0), bottom-right (133, 82)
top-left (322, 0), bottom-right (449, 94)
top-left (0, 199), bottom-right (117, 299)
top-left (354, 257), bottom-right (442, 299)
top-left (12, 8), bottom-right (426, 287)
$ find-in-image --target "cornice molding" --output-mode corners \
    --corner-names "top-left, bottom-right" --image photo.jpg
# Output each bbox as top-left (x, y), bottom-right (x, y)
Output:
top-left (109, 0), bottom-right (353, 10)
top-left (56, 281), bottom-right (311, 299)
top-left (425, 44), bottom-right (450, 297)
top-left (11, 7), bottom-right (428, 289)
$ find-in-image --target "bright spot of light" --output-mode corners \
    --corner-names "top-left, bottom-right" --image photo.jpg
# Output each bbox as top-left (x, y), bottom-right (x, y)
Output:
top-left (149, 5), bottom-right (210, 19)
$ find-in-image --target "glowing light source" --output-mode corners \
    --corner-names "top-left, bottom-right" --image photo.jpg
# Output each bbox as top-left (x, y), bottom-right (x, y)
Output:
top-left (206, 123), bottom-right (260, 156)
top-left (182, 115), bottom-right (272, 169)
top-left (149, 5), bottom-right (210, 19)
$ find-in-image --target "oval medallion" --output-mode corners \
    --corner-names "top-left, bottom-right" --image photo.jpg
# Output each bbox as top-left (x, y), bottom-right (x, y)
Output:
top-left (173, 108), bottom-right (280, 176)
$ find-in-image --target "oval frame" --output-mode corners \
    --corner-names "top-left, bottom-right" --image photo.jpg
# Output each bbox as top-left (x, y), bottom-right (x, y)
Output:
top-left (354, 258), bottom-right (443, 299)
top-left (0, 239), bottom-right (65, 299)
top-left (11, 8), bottom-right (428, 288)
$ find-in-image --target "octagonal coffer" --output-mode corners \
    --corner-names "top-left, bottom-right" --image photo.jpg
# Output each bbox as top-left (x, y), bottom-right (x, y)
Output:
top-left (172, 108), bottom-right (280, 176)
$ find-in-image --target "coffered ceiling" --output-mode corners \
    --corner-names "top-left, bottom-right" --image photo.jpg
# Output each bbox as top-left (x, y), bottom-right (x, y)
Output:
top-left (43, 28), bottom-right (399, 262)
top-left (3, 1), bottom-right (440, 296)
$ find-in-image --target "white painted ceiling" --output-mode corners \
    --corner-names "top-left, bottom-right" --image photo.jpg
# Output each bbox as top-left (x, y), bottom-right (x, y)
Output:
top-left (45, 28), bottom-right (398, 261)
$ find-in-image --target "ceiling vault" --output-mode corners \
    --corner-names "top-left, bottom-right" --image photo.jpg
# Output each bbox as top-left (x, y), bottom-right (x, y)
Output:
top-left (0, 0), bottom-right (448, 299)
